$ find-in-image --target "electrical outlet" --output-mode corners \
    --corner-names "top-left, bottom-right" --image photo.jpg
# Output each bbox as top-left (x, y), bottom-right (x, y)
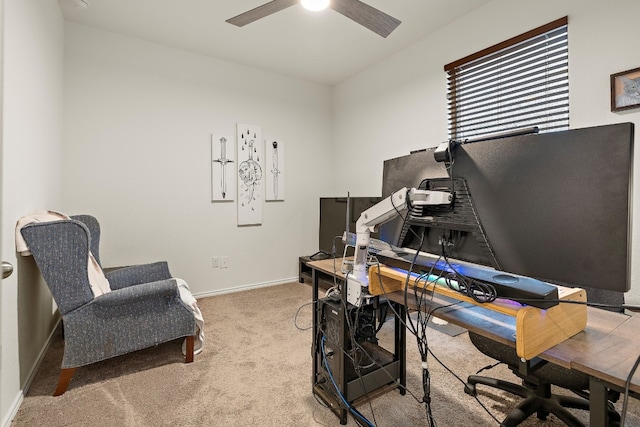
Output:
top-left (220, 256), bottom-right (229, 268)
top-left (212, 257), bottom-right (220, 268)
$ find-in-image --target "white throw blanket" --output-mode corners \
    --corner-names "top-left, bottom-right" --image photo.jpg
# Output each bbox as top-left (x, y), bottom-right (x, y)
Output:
top-left (176, 278), bottom-right (205, 355)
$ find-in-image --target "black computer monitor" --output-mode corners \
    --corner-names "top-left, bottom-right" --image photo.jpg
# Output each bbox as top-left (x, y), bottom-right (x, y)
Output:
top-left (379, 148), bottom-right (450, 247)
top-left (319, 197), bottom-right (382, 257)
top-left (381, 123), bottom-right (634, 293)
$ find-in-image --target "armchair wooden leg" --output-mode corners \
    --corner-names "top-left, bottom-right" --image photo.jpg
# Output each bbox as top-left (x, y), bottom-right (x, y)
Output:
top-left (54, 368), bottom-right (77, 396)
top-left (185, 335), bottom-right (195, 363)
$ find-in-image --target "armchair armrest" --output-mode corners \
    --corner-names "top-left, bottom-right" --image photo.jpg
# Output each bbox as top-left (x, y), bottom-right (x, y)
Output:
top-left (93, 279), bottom-right (178, 307)
top-left (105, 261), bottom-right (172, 290)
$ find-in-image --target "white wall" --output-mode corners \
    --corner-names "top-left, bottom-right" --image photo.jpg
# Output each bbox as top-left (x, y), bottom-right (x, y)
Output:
top-left (62, 24), bottom-right (333, 295)
top-left (2, 0), bottom-right (640, 425)
top-left (1, 0), bottom-right (64, 424)
top-left (332, 0), bottom-right (640, 303)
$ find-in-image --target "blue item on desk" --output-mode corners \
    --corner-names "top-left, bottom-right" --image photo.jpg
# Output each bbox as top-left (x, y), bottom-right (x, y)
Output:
top-left (376, 249), bottom-right (559, 309)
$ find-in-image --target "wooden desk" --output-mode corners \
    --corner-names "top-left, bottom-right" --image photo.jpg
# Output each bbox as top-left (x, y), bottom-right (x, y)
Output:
top-left (568, 315), bottom-right (640, 425)
top-left (304, 256), bottom-right (347, 282)
top-left (386, 280), bottom-right (640, 426)
top-left (308, 258), bottom-right (640, 426)
top-left (569, 315), bottom-right (640, 393)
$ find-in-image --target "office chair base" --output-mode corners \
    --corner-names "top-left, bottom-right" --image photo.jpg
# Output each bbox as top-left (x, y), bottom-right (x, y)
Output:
top-left (465, 375), bottom-right (620, 427)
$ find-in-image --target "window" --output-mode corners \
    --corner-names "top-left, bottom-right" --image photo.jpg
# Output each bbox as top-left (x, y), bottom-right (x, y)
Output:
top-left (445, 17), bottom-right (568, 141)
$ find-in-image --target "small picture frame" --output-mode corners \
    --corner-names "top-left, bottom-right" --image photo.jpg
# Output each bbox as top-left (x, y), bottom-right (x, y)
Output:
top-left (610, 67), bottom-right (640, 112)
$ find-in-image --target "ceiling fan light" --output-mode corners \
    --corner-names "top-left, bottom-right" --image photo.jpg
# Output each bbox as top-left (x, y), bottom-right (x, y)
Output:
top-left (69, 0), bottom-right (89, 10)
top-left (300, 0), bottom-right (330, 12)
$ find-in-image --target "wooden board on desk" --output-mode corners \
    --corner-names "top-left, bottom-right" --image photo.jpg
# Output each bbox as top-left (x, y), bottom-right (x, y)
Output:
top-left (516, 286), bottom-right (587, 360)
top-left (369, 264), bottom-right (587, 360)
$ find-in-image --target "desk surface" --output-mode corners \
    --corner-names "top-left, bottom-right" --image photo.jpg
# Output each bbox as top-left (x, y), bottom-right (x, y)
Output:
top-left (569, 315), bottom-right (640, 393)
top-left (307, 257), bottom-right (347, 279)
top-left (306, 258), bottom-right (640, 394)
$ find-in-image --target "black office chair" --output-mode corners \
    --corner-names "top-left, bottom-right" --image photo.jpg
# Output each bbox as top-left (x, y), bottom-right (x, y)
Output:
top-left (464, 287), bottom-right (622, 427)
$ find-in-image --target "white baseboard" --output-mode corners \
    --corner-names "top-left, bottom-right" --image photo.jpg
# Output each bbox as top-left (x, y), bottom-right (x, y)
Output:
top-left (193, 277), bottom-right (298, 299)
top-left (1, 391), bottom-right (23, 427)
top-left (2, 317), bottom-right (61, 427)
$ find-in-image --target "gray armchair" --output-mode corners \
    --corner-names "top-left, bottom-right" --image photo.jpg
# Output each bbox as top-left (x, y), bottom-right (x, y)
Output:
top-left (19, 214), bottom-right (196, 396)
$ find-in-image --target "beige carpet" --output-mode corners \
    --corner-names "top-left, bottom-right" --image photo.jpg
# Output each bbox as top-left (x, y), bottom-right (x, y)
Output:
top-left (11, 282), bottom-right (640, 426)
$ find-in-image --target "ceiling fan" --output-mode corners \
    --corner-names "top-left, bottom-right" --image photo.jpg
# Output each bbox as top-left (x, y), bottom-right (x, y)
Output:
top-left (226, 0), bottom-right (401, 38)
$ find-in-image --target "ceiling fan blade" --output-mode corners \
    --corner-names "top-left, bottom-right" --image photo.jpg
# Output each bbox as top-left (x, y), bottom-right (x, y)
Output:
top-left (330, 0), bottom-right (401, 38)
top-left (226, 0), bottom-right (298, 27)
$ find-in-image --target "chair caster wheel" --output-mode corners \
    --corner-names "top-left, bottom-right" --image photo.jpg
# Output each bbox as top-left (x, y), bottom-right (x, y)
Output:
top-left (464, 383), bottom-right (477, 396)
top-left (536, 411), bottom-right (549, 421)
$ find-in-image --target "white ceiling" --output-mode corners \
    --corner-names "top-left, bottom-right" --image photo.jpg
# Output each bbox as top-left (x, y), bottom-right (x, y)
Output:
top-left (58, 0), bottom-right (492, 86)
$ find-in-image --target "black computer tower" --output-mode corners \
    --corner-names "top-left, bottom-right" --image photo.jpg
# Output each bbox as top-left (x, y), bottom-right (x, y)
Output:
top-left (313, 296), bottom-right (404, 424)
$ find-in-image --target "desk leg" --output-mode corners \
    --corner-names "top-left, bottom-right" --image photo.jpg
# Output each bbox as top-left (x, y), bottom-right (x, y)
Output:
top-left (311, 268), bottom-right (319, 389)
top-left (589, 377), bottom-right (609, 427)
top-left (395, 302), bottom-right (407, 395)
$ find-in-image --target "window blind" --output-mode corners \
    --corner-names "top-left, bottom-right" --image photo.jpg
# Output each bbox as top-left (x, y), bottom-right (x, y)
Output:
top-left (445, 17), bottom-right (569, 140)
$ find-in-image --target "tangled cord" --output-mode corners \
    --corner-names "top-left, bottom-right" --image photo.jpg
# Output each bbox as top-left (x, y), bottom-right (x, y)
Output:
top-left (443, 271), bottom-right (497, 304)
